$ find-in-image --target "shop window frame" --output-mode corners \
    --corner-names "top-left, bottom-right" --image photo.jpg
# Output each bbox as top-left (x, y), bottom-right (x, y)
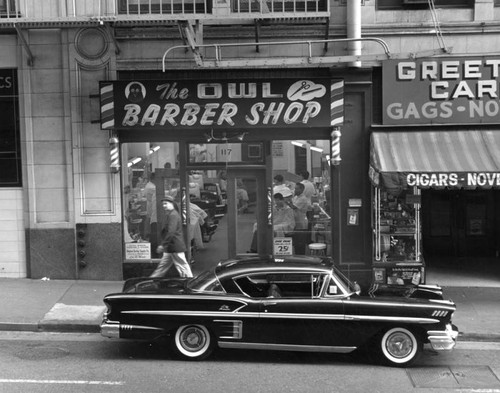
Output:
top-left (0, 0), bottom-right (17, 17)
top-left (116, 0), bottom-right (210, 15)
top-left (0, 69), bottom-right (21, 188)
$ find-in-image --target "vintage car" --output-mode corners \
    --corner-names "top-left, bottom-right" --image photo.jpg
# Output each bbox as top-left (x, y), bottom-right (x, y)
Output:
top-left (101, 256), bottom-right (458, 367)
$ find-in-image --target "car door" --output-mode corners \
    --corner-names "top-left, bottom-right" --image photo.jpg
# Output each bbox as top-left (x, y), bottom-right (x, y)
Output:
top-left (256, 272), bottom-right (347, 349)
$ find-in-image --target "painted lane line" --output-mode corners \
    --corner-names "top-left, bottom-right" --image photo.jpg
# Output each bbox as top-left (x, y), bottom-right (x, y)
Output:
top-left (0, 379), bottom-right (124, 385)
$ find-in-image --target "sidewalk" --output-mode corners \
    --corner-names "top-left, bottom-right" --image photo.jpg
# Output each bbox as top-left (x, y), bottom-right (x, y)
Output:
top-left (0, 278), bottom-right (499, 341)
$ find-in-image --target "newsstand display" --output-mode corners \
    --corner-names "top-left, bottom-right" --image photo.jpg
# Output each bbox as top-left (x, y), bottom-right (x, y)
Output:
top-left (372, 186), bottom-right (425, 286)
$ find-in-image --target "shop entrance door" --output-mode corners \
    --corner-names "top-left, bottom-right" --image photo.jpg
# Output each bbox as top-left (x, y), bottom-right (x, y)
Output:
top-left (188, 167), bottom-right (270, 269)
top-left (225, 168), bottom-right (270, 258)
top-left (423, 190), bottom-right (496, 258)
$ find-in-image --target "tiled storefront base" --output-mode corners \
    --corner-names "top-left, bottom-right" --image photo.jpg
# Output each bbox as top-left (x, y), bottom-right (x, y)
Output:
top-left (28, 224), bottom-right (123, 280)
top-left (0, 189), bottom-right (26, 278)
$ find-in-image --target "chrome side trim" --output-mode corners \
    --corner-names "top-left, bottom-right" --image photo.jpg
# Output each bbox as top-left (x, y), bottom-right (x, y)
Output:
top-left (105, 294), bottom-right (249, 306)
top-left (214, 320), bottom-right (243, 339)
top-left (122, 310), bottom-right (260, 318)
top-left (348, 299), bottom-right (456, 312)
top-left (120, 310), bottom-right (439, 324)
top-left (218, 341), bottom-right (356, 354)
top-left (345, 315), bottom-right (440, 324)
top-left (260, 313), bottom-right (344, 320)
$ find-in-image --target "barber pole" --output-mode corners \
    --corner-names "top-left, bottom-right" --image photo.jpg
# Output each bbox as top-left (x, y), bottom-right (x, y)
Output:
top-left (267, 187), bottom-right (272, 226)
top-left (181, 187), bottom-right (187, 226)
top-left (109, 136), bottom-right (120, 173)
top-left (330, 80), bottom-right (344, 165)
top-left (331, 127), bottom-right (342, 165)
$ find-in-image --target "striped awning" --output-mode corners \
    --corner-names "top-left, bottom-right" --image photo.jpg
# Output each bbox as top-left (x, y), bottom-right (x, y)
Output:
top-left (369, 130), bottom-right (500, 190)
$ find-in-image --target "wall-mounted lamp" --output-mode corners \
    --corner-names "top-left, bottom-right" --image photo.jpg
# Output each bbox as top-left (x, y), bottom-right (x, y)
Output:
top-left (310, 146), bottom-right (324, 153)
top-left (127, 156), bottom-right (142, 167)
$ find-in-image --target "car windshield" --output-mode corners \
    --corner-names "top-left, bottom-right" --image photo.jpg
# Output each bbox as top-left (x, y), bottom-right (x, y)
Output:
top-left (332, 267), bottom-right (359, 295)
top-left (187, 270), bottom-right (224, 293)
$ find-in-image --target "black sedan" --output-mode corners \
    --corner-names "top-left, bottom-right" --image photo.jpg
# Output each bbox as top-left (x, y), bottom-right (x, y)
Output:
top-left (101, 256), bottom-right (458, 367)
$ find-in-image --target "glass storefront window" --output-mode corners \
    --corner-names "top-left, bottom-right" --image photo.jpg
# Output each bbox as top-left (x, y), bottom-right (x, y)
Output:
top-left (122, 142), bottom-right (181, 261)
top-left (271, 140), bottom-right (332, 257)
top-left (122, 138), bottom-right (333, 274)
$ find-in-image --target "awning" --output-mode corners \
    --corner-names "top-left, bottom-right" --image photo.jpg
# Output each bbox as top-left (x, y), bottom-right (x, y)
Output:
top-left (369, 130), bottom-right (500, 190)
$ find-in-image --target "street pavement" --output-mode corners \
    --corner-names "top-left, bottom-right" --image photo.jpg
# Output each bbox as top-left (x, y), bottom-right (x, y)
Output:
top-left (0, 277), bottom-right (499, 342)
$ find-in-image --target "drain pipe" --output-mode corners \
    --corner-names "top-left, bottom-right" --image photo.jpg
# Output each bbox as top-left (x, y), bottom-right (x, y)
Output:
top-left (347, 0), bottom-right (362, 68)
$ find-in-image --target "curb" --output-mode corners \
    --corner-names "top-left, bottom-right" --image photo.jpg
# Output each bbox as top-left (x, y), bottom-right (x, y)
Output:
top-left (459, 332), bottom-right (500, 343)
top-left (0, 322), bottom-right (41, 332)
top-left (0, 322), bottom-right (100, 334)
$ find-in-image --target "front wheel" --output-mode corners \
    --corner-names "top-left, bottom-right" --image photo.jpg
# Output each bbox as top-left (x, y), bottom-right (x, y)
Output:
top-left (173, 324), bottom-right (214, 360)
top-left (379, 327), bottom-right (422, 367)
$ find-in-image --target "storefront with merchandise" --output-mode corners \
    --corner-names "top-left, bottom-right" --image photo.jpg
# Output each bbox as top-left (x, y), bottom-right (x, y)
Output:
top-left (100, 69), bottom-right (347, 278)
top-left (370, 57), bottom-right (500, 287)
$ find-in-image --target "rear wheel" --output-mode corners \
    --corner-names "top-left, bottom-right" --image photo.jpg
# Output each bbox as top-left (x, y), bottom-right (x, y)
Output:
top-left (379, 327), bottom-right (422, 367)
top-left (173, 324), bottom-right (213, 360)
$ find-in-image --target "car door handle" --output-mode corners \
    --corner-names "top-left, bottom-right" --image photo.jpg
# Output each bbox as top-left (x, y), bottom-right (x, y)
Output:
top-left (263, 301), bottom-right (277, 306)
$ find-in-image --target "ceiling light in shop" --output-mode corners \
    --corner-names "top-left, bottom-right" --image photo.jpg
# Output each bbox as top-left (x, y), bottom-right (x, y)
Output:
top-left (127, 157), bottom-right (142, 167)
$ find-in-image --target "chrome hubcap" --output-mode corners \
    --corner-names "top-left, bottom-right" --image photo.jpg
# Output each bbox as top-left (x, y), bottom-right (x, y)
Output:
top-left (386, 332), bottom-right (413, 358)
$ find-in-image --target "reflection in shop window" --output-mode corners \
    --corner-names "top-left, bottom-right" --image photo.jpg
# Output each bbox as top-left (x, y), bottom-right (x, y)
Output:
top-left (123, 142), bottom-right (227, 263)
top-left (270, 140), bottom-right (332, 257)
top-left (122, 142), bottom-right (180, 261)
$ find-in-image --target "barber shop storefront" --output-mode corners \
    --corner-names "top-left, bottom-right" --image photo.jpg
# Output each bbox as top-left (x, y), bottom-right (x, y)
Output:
top-left (370, 57), bottom-right (500, 286)
top-left (100, 70), bottom-right (344, 278)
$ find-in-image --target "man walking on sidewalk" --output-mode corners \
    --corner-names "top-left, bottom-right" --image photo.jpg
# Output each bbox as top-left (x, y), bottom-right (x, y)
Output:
top-left (150, 196), bottom-right (193, 278)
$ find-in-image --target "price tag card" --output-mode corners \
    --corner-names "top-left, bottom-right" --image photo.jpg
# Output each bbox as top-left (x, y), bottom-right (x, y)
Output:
top-left (274, 237), bottom-right (293, 256)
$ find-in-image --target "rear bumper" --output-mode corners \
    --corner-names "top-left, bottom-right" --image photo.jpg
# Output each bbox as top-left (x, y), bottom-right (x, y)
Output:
top-left (427, 323), bottom-right (459, 351)
top-left (100, 320), bottom-right (165, 340)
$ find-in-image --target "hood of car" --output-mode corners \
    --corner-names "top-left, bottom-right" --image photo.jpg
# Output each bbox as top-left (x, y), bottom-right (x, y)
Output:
top-left (368, 283), bottom-right (445, 300)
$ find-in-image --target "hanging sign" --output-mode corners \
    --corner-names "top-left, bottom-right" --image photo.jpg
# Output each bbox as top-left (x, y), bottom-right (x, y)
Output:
top-left (100, 78), bottom-right (334, 130)
top-left (383, 57), bottom-right (500, 125)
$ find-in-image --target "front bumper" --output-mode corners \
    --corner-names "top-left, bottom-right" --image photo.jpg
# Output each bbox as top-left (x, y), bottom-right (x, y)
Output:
top-left (101, 321), bottom-right (120, 339)
top-left (427, 324), bottom-right (459, 351)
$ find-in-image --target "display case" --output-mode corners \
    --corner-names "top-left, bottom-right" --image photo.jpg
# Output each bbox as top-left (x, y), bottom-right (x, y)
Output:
top-left (372, 187), bottom-right (425, 285)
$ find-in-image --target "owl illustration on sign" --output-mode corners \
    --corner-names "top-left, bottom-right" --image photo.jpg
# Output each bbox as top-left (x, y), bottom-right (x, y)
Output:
top-left (125, 82), bottom-right (146, 103)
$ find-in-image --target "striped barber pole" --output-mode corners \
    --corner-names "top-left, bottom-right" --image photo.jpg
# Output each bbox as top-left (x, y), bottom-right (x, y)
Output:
top-left (330, 80), bottom-right (344, 165)
top-left (100, 83), bottom-right (115, 130)
top-left (331, 127), bottom-right (341, 165)
top-left (267, 187), bottom-right (272, 226)
top-left (330, 80), bottom-right (344, 127)
top-left (181, 187), bottom-right (187, 226)
top-left (109, 136), bottom-right (120, 173)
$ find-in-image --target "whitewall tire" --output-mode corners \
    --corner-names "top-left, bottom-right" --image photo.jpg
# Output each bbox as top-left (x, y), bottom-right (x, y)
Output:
top-left (173, 324), bottom-right (213, 360)
top-left (379, 327), bottom-right (421, 367)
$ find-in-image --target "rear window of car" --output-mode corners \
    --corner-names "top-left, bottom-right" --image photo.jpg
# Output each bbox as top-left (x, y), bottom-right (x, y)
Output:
top-left (187, 271), bottom-right (225, 293)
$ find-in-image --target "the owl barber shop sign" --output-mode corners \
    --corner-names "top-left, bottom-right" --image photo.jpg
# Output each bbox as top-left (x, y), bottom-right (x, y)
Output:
top-left (100, 79), bottom-right (333, 130)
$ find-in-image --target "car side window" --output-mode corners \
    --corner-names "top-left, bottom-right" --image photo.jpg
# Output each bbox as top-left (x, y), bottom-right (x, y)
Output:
top-left (265, 273), bottom-right (320, 298)
top-left (233, 274), bottom-right (269, 298)
top-left (233, 273), bottom-right (321, 298)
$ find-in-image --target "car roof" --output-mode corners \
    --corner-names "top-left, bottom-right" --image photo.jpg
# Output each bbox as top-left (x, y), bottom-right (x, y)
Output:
top-left (214, 256), bottom-right (334, 277)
